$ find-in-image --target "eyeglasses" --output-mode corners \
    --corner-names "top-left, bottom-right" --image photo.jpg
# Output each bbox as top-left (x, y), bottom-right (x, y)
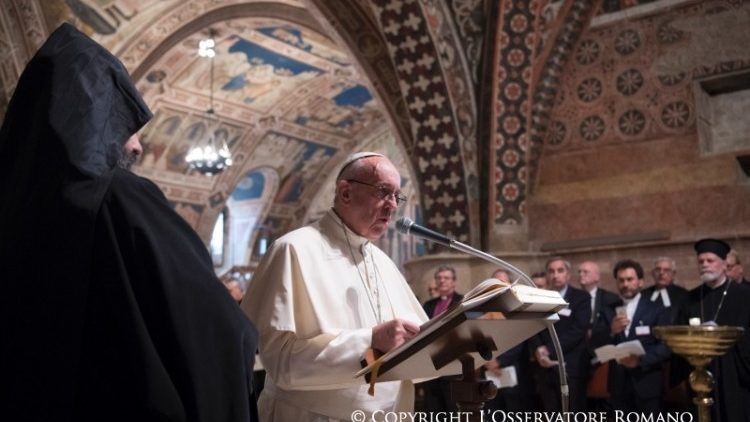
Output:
top-left (345, 179), bottom-right (407, 206)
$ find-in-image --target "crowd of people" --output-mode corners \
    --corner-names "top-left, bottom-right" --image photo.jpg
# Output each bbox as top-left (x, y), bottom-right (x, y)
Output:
top-left (417, 241), bottom-right (750, 421)
top-left (3, 23), bottom-right (750, 422)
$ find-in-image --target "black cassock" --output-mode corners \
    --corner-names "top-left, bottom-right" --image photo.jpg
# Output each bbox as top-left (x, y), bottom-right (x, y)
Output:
top-left (679, 281), bottom-right (750, 422)
top-left (0, 23), bottom-right (259, 422)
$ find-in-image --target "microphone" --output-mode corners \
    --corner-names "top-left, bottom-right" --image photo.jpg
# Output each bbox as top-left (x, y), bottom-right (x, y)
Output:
top-left (395, 217), bottom-right (451, 247)
top-left (395, 217), bottom-right (532, 287)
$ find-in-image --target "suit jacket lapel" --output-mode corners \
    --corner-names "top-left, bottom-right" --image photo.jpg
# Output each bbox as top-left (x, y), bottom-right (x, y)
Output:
top-left (628, 297), bottom-right (648, 340)
top-left (593, 290), bottom-right (603, 322)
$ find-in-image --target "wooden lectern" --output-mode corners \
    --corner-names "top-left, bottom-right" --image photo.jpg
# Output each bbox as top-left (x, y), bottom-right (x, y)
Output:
top-left (357, 280), bottom-right (568, 421)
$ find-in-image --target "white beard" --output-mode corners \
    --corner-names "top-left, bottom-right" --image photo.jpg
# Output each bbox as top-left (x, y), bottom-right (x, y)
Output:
top-left (700, 270), bottom-right (721, 283)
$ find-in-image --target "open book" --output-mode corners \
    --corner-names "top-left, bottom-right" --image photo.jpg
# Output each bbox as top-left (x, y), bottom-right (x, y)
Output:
top-left (594, 340), bottom-right (645, 363)
top-left (355, 278), bottom-right (567, 382)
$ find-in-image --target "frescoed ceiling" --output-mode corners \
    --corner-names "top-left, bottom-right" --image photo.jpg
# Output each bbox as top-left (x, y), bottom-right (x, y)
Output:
top-left (2, 0), bottom-right (418, 259)
top-left (4, 0), bottom-right (747, 272)
top-left (125, 15), bottom-right (398, 241)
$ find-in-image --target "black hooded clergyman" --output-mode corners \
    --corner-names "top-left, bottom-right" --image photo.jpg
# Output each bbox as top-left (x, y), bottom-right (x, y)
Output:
top-left (0, 23), bottom-right (259, 422)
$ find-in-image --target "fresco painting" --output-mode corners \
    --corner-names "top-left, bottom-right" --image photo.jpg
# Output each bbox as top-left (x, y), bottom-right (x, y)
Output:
top-left (138, 108), bottom-right (244, 175)
top-left (286, 84), bottom-right (380, 135)
top-left (259, 132), bottom-right (337, 204)
top-left (65, 0), bottom-right (176, 35)
top-left (175, 35), bottom-right (323, 113)
top-left (256, 25), bottom-right (350, 65)
top-left (139, 113), bottom-right (180, 169)
top-left (222, 37), bottom-right (322, 110)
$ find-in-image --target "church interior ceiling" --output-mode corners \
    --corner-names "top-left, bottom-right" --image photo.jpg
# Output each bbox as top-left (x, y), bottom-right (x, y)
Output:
top-left (1, 0), bottom-right (748, 269)
top-left (132, 17), bottom-right (391, 235)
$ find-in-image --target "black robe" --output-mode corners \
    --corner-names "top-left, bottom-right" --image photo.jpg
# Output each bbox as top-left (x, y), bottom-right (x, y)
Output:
top-left (0, 23), bottom-right (258, 422)
top-left (678, 281), bottom-right (750, 422)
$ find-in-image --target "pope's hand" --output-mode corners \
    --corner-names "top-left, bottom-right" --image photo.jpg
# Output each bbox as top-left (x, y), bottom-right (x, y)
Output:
top-left (372, 319), bottom-right (420, 353)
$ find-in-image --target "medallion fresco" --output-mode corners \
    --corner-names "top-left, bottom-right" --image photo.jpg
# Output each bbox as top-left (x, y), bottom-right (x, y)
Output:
top-left (541, 1), bottom-right (750, 154)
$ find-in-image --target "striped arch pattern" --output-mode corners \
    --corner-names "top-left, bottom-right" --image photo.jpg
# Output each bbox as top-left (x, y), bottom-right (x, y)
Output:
top-left (371, 0), bottom-right (472, 243)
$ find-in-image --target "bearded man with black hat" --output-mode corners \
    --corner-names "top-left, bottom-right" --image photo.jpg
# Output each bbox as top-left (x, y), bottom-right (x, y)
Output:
top-left (677, 238), bottom-right (750, 422)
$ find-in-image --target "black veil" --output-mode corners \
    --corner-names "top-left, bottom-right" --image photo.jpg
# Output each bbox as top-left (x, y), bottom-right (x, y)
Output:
top-left (0, 24), bottom-right (258, 422)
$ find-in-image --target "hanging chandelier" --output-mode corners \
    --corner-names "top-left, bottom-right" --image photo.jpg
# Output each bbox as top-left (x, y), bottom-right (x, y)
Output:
top-left (185, 35), bottom-right (233, 176)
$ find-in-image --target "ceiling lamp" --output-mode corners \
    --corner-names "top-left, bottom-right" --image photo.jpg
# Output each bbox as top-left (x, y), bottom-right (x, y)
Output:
top-left (185, 34), bottom-right (233, 176)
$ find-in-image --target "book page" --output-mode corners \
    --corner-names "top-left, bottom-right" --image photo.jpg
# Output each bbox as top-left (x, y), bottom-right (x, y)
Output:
top-left (616, 339), bottom-right (645, 356)
top-left (460, 278), bottom-right (511, 308)
top-left (463, 278), bottom-right (511, 301)
top-left (485, 365), bottom-right (518, 389)
top-left (511, 284), bottom-right (566, 300)
top-left (594, 340), bottom-right (645, 363)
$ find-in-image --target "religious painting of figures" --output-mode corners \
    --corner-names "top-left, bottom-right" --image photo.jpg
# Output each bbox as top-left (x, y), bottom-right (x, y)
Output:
top-left (176, 33), bottom-right (323, 113)
top-left (136, 107), bottom-right (244, 175)
top-left (284, 83), bottom-right (382, 137)
top-left (257, 25), bottom-right (350, 65)
top-left (260, 132), bottom-right (337, 204)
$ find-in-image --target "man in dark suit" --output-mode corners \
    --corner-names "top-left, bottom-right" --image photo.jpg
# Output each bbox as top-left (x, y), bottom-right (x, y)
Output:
top-left (642, 257), bottom-right (688, 323)
top-left (579, 261), bottom-right (621, 324)
top-left (591, 259), bottom-right (671, 414)
top-left (530, 257), bottom-right (591, 412)
top-left (642, 256), bottom-right (690, 411)
top-left (420, 266), bottom-right (463, 412)
top-left (578, 261), bottom-right (620, 411)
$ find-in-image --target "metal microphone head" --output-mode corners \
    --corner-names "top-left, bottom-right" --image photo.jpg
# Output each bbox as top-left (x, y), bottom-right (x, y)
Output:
top-left (395, 217), bottom-right (414, 235)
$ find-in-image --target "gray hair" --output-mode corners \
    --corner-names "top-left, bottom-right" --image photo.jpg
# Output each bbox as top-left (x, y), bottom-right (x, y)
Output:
top-left (545, 256), bottom-right (571, 271)
top-left (653, 256), bottom-right (676, 271)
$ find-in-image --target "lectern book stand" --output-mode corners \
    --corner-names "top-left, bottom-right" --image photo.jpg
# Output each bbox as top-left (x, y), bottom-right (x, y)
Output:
top-left (356, 279), bottom-right (568, 417)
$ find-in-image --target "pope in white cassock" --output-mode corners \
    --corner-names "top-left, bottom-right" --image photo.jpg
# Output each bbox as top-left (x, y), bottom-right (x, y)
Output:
top-left (241, 152), bottom-right (428, 421)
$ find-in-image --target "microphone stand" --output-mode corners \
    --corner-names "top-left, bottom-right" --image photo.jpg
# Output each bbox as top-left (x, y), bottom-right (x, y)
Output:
top-left (442, 238), bottom-right (569, 413)
top-left (399, 219), bottom-right (569, 413)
